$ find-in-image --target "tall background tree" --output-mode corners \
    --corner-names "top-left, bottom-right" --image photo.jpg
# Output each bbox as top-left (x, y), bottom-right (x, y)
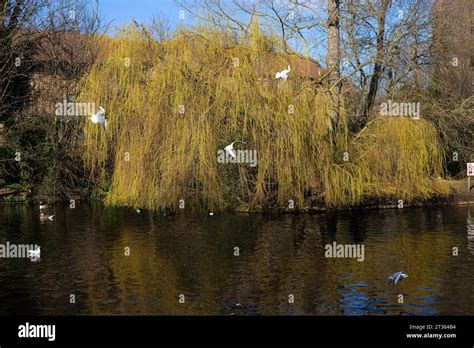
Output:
top-left (327, 0), bottom-right (340, 139)
top-left (0, 0), bottom-right (103, 199)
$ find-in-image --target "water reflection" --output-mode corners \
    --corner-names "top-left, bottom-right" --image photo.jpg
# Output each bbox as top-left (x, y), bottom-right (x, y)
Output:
top-left (467, 208), bottom-right (474, 254)
top-left (0, 204), bottom-right (473, 315)
top-left (338, 283), bottom-right (386, 315)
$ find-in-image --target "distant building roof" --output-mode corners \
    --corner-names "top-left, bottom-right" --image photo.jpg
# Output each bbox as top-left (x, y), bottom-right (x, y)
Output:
top-left (288, 54), bottom-right (327, 80)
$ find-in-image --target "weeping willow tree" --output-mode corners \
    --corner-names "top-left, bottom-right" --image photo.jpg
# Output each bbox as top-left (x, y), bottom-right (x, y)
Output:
top-left (325, 118), bottom-right (450, 206)
top-left (79, 24), bottom-right (450, 211)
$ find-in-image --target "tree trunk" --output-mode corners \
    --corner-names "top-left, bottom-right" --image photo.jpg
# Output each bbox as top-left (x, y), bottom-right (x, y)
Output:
top-left (327, 0), bottom-right (340, 84)
top-left (364, 0), bottom-right (391, 122)
top-left (327, 0), bottom-right (340, 138)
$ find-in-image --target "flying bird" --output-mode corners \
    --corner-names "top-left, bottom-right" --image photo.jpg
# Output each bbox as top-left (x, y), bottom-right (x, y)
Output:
top-left (275, 65), bottom-right (290, 80)
top-left (388, 271), bottom-right (408, 285)
top-left (224, 141), bottom-right (246, 158)
top-left (89, 106), bottom-right (107, 131)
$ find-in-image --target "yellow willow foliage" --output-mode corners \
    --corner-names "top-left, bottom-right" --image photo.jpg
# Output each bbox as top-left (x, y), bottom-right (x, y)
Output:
top-left (324, 118), bottom-right (451, 207)
top-left (79, 26), bottom-right (450, 211)
top-left (360, 118), bottom-right (450, 198)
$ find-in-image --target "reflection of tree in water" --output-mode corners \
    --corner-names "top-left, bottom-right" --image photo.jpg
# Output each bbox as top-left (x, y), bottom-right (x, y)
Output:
top-left (223, 209), bottom-right (473, 315)
top-left (347, 211), bottom-right (367, 244)
top-left (230, 214), bottom-right (345, 315)
top-left (467, 209), bottom-right (474, 255)
top-left (292, 218), bottom-right (306, 250)
top-left (109, 231), bottom-right (183, 314)
top-left (318, 211), bottom-right (338, 243)
top-left (4, 204), bottom-right (474, 315)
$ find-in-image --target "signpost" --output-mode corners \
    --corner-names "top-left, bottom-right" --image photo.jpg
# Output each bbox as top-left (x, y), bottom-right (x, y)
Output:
top-left (468, 163), bottom-right (474, 191)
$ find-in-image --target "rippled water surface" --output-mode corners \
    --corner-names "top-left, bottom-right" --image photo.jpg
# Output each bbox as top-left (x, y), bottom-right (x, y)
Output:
top-left (1, 203), bottom-right (473, 315)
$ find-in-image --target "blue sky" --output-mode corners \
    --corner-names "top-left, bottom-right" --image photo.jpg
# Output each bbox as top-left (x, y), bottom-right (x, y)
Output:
top-left (95, 0), bottom-right (327, 62)
top-left (98, 0), bottom-right (182, 31)
top-left (96, 0), bottom-right (323, 54)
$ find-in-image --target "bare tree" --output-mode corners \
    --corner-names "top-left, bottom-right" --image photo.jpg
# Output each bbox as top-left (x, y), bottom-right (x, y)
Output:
top-left (150, 13), bottom-right (172, 42)
top-left (327, 0), bottom-right (340, 138)
top-left (0, 0), bottom-right (104, 199)
top-left (327, 0), bottom-right (340, 85)
top-left (363, 0), bottom-right (390, 118)
top-left (431, 0), bottom-right (472, 98)
top-left (339, 0), bottom-right (433, 130)
top-left (1, 0), bottom-right (45, 125)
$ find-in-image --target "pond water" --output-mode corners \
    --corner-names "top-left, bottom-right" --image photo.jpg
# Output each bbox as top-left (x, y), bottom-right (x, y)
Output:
top-left (0, 203), bottom-right (473, 315)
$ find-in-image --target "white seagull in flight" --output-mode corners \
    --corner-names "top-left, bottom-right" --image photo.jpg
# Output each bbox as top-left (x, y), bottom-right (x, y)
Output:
top-left (89, 106), bottom-right (107, 131)
top-left (224, 141), bottom-right (246, 158)
top-left (388, 271), bottom-right (408, 285)
top-left (275, 65), bottom-right (290, 80)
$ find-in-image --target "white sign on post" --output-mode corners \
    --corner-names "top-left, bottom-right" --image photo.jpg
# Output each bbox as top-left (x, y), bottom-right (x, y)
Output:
top-left (467, 163), bottom-right (474, 176)
top-left (468, 163), bottom-right (474, 176)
